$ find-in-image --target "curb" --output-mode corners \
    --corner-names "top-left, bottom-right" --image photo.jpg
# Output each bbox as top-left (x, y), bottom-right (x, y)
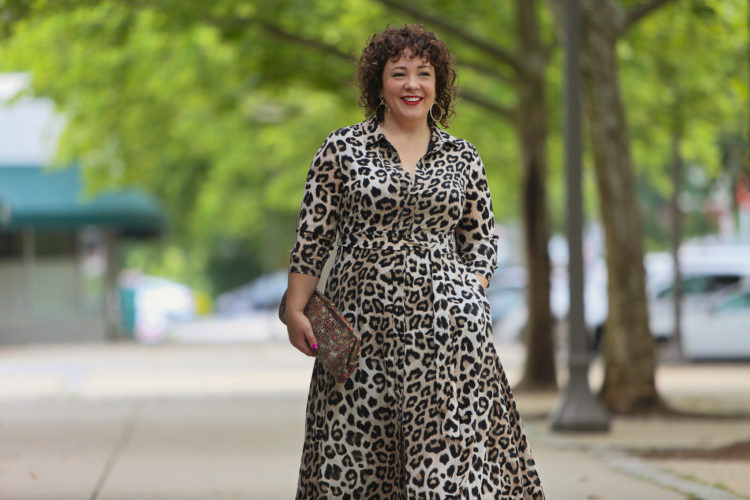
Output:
top-left (530, 429), bottom-right (749, 500)
top-left (602, 452), bottom-right (747, 500)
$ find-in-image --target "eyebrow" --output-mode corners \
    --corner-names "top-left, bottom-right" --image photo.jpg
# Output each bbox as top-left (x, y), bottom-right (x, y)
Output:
top-left (391, 65), bottom-right (433, 70)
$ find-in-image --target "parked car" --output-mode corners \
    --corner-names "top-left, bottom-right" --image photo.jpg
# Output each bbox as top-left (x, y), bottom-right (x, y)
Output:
top-left (645, 246), bottom-right (750, 340)
top-left (680, 284), bottom-right (750, 360)
top-left (649, 273), bottom-right (748, 339)
top-left (215, 270), bottom-right (287, 315)
top-left (492, 243), bottom-right (750, 355)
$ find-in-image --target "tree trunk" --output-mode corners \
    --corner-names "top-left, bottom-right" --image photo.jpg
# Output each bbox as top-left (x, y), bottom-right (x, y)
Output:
top-left (515, 0), bottom-right (556, 390)
top-left (578, 0), bottom-right (660, 412)
top-left (373, 0), bottom-right (558, 388)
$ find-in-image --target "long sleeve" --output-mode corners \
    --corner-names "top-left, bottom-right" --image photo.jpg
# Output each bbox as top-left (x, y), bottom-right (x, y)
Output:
top-left (455, 145), bottom-right (499, 283)
top-left (288, 133), bottom-right (344, 278)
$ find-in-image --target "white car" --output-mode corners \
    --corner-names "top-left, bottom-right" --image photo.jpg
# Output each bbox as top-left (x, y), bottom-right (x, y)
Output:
top-left (648, 273), bottom-right (748, 339)
top-left (215, 270), bottom-right (288, 315)
top-left (493, 243), bottom-right (750, 354)
top-left (645, 246), bottom-right (750, 340)
top-left (681, 285), bottom-right (750, 360)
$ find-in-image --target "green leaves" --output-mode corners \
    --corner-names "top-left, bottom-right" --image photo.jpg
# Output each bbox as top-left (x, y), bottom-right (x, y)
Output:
top-left (619, 0), bottom-right (747, 247)
top-left (1, 0), bottom-right (745, 290)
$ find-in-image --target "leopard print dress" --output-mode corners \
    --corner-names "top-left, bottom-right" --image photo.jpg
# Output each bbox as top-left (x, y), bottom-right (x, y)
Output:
top-left (288, 117), bottom-right (544, 499)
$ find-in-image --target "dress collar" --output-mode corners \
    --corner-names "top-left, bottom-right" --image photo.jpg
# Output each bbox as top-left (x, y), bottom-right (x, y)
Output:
top-left (361, 116), bottom-right (460, 153)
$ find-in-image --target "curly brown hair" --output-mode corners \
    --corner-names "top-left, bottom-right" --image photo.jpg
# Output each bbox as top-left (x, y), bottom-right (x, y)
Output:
top-left (356, 25), bottom-right (457, 128)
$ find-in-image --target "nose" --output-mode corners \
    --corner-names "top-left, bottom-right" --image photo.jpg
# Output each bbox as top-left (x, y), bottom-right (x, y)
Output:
top-left (404, 74), bottom-right (418, 89)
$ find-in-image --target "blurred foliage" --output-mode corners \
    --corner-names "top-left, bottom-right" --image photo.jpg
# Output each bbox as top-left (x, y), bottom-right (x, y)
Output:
top-left (0, 0), bottom-right (746, 293)
top-left (620, 0), bottom-right (748, 249)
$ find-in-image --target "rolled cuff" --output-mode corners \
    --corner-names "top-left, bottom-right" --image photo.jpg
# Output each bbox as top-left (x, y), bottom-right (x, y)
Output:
top-left (288, 230), bottom-right (335, 278)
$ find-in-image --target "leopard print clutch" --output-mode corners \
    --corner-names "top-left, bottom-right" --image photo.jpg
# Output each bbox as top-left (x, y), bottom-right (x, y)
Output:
top-left (279, 289), bottom-right (361, 383)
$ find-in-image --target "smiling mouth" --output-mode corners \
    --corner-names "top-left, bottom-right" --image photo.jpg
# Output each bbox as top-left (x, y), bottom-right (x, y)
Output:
top-left (401, 96), bottom-right (423, 105)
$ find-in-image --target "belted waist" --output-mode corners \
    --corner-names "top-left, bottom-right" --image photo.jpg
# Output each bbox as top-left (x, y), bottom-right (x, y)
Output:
top-left (337, 230), bottom-right (456, 252)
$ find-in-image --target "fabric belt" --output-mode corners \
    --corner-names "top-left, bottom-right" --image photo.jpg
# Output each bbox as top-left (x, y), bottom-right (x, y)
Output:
top-left (337, 229), bottom-right (489, 444)
top-left (337, 229), bottom-right (456, 252)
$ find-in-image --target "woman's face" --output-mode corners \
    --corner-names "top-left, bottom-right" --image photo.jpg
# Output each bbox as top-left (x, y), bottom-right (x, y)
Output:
top-left (380, 51), bottom-right (436, 127)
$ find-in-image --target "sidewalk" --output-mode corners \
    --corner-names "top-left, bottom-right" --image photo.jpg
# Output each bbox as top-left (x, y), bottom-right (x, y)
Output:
top-left (0, 341), bottom-right (748, 499)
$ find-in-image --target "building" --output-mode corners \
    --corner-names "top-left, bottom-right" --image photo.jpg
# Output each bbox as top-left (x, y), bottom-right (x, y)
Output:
top-left (0, 73), bottom-right (165, 343)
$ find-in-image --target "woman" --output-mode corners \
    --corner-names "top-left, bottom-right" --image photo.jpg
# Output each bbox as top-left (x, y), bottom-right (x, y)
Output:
top-left (286, 24), bottom-right (545, 499)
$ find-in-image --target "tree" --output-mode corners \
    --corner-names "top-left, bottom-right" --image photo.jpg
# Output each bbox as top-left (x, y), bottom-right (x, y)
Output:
top-left (623, 0), bottom-right (747, 356)
top-left (576, 0), bottom-right (749, 412)
top-left (5, 1), bottom-right (743, 405)
top-left (514, 0), bottom-right (557, 390)
top-left (0, 0), bottom-right (368, 291)
top-left (1, 0), bottom-right (560, 389)
top-left (546, 0), bottom-right (677, 412)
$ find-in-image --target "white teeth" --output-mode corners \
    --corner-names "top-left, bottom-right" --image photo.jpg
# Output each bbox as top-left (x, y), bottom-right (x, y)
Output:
top-left (402, 97), bottom-right (421, 102)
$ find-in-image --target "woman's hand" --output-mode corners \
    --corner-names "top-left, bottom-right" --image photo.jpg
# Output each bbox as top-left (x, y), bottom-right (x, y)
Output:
top-left (286, 272), bottom-right (321, 356)
top-left (286, 310), bottom-right (319, 357)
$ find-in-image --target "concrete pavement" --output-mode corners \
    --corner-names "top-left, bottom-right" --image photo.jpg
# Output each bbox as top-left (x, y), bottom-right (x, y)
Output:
top-left (0, 341), bottom-right (749, 499)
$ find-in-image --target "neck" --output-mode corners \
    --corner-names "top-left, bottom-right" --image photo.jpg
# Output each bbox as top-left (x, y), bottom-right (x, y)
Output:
top-left (380, 115), bottom-right (430, 138)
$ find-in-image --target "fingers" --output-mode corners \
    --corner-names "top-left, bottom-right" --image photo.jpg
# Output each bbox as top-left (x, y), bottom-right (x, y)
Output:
top-left (304, 328), bottom-right (319, 355)
top-left (287, 319), bottom-right (318, 357)
top-left (296, 337), bottom-right (315, 357)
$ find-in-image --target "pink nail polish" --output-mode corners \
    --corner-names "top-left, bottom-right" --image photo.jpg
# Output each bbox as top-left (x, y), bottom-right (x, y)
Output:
top-left (312, 343), bottom-right (318, 350)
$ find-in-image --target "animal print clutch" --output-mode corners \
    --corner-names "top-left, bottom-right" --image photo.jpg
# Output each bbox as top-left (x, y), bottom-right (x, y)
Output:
top-left (279, 289), bottom-right (361, 383)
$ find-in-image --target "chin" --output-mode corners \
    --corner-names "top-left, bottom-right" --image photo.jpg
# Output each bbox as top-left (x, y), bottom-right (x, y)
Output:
top-left (398, 112), bottom-right (429, 122)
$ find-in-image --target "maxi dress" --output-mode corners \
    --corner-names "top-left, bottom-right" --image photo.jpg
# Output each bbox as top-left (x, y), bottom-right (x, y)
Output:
top-left (288, 117), bottom-right (545, 499)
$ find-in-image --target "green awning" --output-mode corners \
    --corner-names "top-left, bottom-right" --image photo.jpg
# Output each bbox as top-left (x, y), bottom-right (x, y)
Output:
top-left (0, 165), bottom-right (166, 237)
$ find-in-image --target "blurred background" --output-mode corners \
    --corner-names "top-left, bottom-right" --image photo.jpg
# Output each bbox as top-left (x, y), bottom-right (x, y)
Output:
top-left (1, 1), bottom-right (749, 499)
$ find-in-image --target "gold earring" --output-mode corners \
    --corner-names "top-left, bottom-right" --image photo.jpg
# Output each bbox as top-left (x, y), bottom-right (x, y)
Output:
top-left (379, 97), bottom-right (390, 119)
top-left (429, 101), bottom-right (443, 124)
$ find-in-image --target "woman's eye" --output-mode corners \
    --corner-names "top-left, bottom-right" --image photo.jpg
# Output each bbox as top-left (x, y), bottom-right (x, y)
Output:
top-left (393, 72), bottom-right (405, 77)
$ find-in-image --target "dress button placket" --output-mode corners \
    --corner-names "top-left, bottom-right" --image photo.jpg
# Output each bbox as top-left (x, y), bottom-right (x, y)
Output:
top-left (404, 160), bottom-right (421, 235)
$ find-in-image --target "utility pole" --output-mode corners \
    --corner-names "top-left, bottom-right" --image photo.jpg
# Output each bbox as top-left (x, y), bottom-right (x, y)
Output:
top-left (550, 0), bottom-right (610, 432)
top-left (670, 131), bottom-right (684, 358)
